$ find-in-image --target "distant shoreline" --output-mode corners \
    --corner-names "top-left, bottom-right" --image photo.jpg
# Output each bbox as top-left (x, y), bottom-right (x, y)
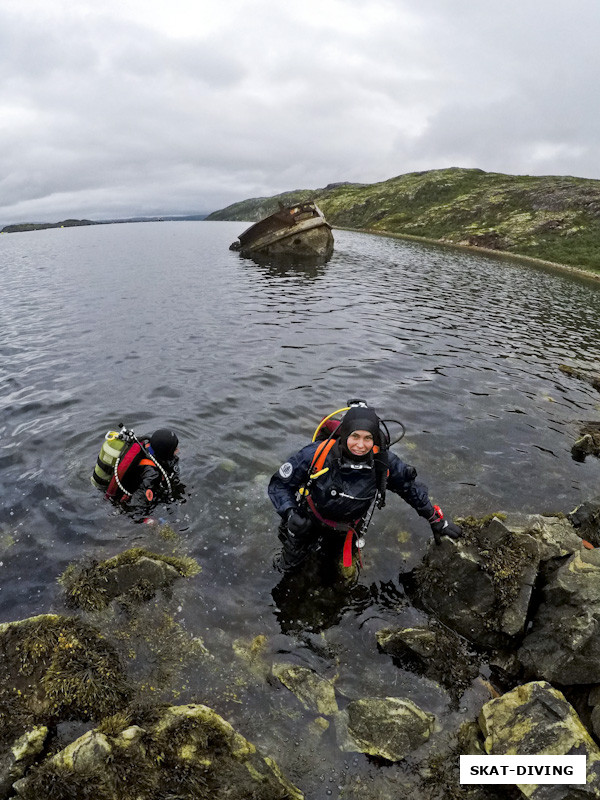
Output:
top-left (0, 215), bottom-right (208, 234)
top-left (336, 225), bottom-right (600, 284)
top-left (3, 214), bottom-right (599, 284)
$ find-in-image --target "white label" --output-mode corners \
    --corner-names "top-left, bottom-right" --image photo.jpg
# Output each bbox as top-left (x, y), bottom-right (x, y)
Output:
top-left (460, 755), bottom-right (586, 785)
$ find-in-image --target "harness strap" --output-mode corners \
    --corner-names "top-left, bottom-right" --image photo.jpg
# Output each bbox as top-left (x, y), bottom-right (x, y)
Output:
top-left (305, 496), bottom-right (362, 568)
top-left (343, 530), bottom-right (355, 568)
top-left (310, 438), bottom-right (337, 476)
top-left (105, 442), bottom-right (142, 498)
top-left (306, 495), bottom-right (350, 530)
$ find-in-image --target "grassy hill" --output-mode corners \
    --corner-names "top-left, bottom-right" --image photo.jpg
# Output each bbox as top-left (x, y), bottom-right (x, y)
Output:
top-left (206, 168), bottom-right (600, 273)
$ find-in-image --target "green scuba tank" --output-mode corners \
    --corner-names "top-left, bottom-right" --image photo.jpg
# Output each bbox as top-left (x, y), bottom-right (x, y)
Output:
top-left (91, 431), bottom-right (127, 491)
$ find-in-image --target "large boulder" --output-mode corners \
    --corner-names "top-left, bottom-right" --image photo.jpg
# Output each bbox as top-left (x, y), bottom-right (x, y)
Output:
top-left (13, 704), bottom-right (303, 799)
top-left (335, 697), bottom-right (435, 762)
top-left (559, 365), bottom-right (600, 393)
top-left (415, 518), bottom-right (540, 648)
top-left (518, 547), bottom-right (600, 684)
top-left (479, 681), bottom-right (600, 799)
top-left (501, 513), bottom-right (582, 561)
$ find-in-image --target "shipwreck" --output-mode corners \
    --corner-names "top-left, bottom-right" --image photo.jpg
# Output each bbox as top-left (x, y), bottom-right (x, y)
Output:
top-left (230, 200), bottom-right (334, 259)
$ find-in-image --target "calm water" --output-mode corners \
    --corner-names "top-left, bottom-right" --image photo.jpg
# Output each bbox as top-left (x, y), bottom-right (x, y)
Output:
top-left (1, 221), bottom-right (600, 795)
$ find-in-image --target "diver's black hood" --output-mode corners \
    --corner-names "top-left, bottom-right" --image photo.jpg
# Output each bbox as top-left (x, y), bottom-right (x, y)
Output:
top-left (149, 429), bottom-right (179, 462)
top-left (337, 406), bottom-right (382, 461)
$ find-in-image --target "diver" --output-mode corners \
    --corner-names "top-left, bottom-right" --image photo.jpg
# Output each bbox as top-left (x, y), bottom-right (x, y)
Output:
top-left (268, 400), bottom-right (461, 574)
top-left (92, 425), bottom-right (180, 520)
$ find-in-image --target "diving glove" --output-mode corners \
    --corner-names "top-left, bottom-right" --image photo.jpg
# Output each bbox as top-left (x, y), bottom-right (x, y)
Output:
top-left (286, 509), bottom-right (312, 536)
top-left (428, 505), bottom-right (462, 544)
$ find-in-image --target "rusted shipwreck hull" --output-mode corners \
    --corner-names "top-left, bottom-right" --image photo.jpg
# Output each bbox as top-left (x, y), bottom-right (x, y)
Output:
top-left (230, 201), bottom-right (334, 259)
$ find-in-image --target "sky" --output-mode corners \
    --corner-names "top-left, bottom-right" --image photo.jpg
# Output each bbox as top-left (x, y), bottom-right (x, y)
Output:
top-left (1, 0), bottom-right (599, 224)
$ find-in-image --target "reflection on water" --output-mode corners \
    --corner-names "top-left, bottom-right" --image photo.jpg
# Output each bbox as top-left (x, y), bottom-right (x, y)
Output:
top-left (1, 221), bottom-right (600, 797)
top-left (239, 249), bottom-right (333, 280)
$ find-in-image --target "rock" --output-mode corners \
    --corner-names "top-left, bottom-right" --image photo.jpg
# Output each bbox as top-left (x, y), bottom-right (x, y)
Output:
top-left (0, 726), bottom-right (47, 800)
top-left (569, 501), bottom-right (600, 547)
top-left (375, 624), bottom-right (480, 698)
top-left (502, 513), bottom-right (582, 561)
top-left (415, 518), bottom-right (539, 647)
top-left (335, 697), bottom-right (435, 762)
top-left (272, 663), bottom-right (338, 715)
top-left (0, 614), bottom-right (131, 723)
top-left (479, 681), bottom-right (600, 799)
top-left (232, 633), bottom-right (269, 678)
top-left (572, 428), bottom-right (600, 463)
top-left (59, 548), bottom-right (200, 610)
top-left (518, 547), bottom-right (600, 684)
top-left (14, 703), bottom-right (304, 799)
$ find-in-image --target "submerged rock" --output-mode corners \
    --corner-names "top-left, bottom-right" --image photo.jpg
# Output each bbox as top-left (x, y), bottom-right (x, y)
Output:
top-left (59, 547), bottom-right (200, 610)
top-left (414, 517), bottom-right (539, 648)
top-left (572, 423), bottom-right (600, 463)
top-left (518, 546), bottom-right (600, 684)
top-left (560, 364), bottom-right (600, 393)
top-left (376, 623), bottom-right (480, 698)
top-left (479, 681), bottom-right (600, 798)
top-left (13, 703), bottom-right (303, 799)
top-left (272, 663), bottom-right (339, 715)
top-left (335, 697), bottom-right (435, 762)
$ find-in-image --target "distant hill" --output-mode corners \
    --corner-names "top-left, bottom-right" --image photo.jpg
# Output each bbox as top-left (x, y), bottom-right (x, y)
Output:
top-left (206, 168), bottom-right (600, 273)
top-left (1, 219), bottom-right (97, 233)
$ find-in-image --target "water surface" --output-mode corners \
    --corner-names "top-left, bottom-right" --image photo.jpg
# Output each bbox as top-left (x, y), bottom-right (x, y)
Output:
top-left (1, 221), bottom-right (600, 796)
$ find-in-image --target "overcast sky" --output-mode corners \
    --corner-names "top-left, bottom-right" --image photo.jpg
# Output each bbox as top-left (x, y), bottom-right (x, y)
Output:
top-left (1, 0), bottom-right (599, 224)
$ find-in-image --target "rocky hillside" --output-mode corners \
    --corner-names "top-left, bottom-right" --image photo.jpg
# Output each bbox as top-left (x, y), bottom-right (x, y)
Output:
top-left (207, 168), bottom-right (600, 273)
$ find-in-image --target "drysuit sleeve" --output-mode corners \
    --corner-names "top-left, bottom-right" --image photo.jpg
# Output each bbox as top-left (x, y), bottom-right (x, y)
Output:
top-left (268, 444), bottom-right (318, 518)
top-left (386, 452), bottom-right (435, 519)
top-left (127, 465), bottom-right (162, 514)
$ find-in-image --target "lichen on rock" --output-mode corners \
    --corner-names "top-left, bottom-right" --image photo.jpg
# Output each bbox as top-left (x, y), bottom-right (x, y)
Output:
top-left (479, 681), bottom-right (600, 799)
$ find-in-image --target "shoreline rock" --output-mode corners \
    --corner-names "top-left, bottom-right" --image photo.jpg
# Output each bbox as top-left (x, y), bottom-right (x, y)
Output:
top-left (13, 704), bottom-right (304, 800)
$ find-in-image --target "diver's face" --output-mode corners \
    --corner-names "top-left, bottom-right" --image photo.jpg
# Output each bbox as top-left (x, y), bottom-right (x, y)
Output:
top-left (346, 430), bottom-right (374, 456)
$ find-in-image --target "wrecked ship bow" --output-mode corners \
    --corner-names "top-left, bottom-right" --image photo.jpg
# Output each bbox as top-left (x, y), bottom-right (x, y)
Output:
top-left (230, 201), bottom-right (334, 259)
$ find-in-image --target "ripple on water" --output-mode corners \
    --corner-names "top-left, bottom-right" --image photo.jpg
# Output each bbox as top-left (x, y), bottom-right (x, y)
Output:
top-left (1, 222), bottom-right (600, 795)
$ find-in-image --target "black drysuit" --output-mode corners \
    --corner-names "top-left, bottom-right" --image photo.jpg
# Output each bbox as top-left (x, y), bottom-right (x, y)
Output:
top-left (268, 440), bottom-right (434, 571)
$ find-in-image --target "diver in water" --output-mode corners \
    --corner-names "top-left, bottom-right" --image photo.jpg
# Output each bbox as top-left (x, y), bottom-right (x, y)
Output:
top-left (268, 400), bottom-right (461, 574)
top-left (92, 426), bottom-right (180, 520)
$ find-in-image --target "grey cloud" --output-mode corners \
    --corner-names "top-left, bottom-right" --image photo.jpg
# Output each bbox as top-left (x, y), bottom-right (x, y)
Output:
top-left (1, 0), bottom-right (599, 225)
